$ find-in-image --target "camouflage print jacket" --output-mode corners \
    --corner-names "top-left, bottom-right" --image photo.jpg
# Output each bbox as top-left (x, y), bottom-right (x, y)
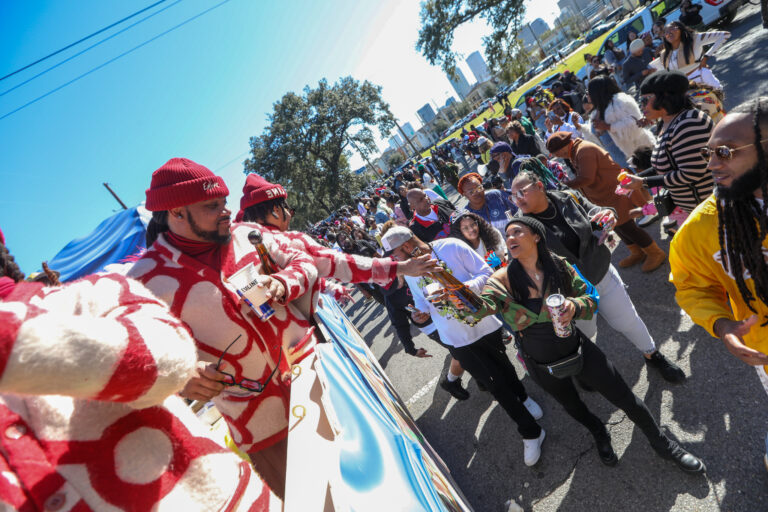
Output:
top-left (477, 261), bottom-right (597, 331)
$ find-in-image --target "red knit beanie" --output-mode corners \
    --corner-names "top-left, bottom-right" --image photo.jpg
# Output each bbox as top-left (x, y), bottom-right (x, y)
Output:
top-left (145, 158), bottom-right (229, 211)
top-left (236, 174), bottom-right (287, 220)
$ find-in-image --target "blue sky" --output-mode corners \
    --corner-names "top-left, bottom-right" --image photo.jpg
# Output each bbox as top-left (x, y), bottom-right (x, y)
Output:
top-left (0, 0), bottom-right (559, 273)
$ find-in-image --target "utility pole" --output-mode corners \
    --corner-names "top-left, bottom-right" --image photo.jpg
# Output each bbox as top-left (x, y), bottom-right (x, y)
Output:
top-left (103, 182), bottom-right (128, 210)
top-left (346, 135), bottom-right (379, 181)
top-left (394, 119), bottom-right (419, 155)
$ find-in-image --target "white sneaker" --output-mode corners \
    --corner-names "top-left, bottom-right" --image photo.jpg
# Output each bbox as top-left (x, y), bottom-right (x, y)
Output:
top-left (523, 397), bottom-right (543, 420)
top-left (637, 213), bottom-right (660, 227)
top-left (523, 429), bottom-right (546, 466)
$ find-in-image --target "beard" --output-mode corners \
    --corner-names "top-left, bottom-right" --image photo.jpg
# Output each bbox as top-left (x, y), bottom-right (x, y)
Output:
top-left (716, 162), bottom-right (764, 201)
top-left (187, 209), bottom-right (231, 245)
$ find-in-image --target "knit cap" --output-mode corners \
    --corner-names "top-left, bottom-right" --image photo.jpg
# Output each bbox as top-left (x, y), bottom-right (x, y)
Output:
top-left (505, 215), bottom-right (546, 239)
top-left (145, 158), bottom-right (228, 211)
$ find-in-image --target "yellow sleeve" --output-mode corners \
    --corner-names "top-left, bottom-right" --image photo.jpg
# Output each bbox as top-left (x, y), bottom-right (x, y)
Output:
top-left (669, 223), bottom-right (733, 338)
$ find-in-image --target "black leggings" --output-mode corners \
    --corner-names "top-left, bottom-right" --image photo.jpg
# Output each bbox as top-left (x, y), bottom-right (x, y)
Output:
top-left (614, 220), bottom-right (653, 249)
top-left (451, 329), bottom-right (541, 439)
top-left (526, 338), bottom-right (666, 448)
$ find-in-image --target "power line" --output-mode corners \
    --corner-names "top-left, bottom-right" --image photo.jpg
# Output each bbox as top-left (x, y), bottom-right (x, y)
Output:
top-left (0, 0), bottom-right (168, 82)
top-left (214, 150), bottom-right (251, 172)
top-left (1, 0), bottom-right (183, 98)
top-left (0, 0), bottom-right (232, 122)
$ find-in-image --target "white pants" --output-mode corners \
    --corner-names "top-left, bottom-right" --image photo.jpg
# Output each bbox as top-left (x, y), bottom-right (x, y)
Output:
top-left (575, 264), bottom-right (656, 355)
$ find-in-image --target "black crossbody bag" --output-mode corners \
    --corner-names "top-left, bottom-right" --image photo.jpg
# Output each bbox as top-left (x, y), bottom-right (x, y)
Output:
top-left (515, 329), bottom-right (585, 379)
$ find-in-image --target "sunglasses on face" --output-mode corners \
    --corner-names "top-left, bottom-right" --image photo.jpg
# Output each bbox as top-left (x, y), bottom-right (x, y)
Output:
top-left (511, 183), bottom-right (535, 201)
top-left (639, 95), bottom-right (654, 107)
top-left (216, 335), bottom-right (281, 393)
top-left (700, 139), bottom-right (768, 161)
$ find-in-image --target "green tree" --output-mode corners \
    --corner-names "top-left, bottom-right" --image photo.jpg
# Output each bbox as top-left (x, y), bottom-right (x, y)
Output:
top-left (417, 0), bottom-right (526, 79)
top-left (244, 76), bottom-right (395, 229)
top-left (433, 118), bottom-right (450, 133)
top-left (387, 151), bottom-right (406, 169)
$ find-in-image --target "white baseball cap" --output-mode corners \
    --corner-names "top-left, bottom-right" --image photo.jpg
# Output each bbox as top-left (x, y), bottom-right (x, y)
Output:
top-left (381, 226), bottom-right (414, 253)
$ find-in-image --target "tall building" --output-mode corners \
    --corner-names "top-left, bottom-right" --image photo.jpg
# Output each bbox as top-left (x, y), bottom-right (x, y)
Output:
top-left (388, 133), bottom-right (404, 151)
top-left (466, 51), bottom-right (492, 83)
top-left (416, 103), bottom-right (436, 124)
top-left (401, 122), bottom-right (416, 139)
top-left (447, 68), bottom-right (472, 100)
top-left (520, 18), bottom-right (550, 50)
top-left (445, 96), bottom-right (457, 107)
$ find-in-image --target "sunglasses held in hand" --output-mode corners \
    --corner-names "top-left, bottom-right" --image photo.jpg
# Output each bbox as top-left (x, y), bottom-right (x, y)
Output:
top-left (216, 335), bottom-right (281, 393)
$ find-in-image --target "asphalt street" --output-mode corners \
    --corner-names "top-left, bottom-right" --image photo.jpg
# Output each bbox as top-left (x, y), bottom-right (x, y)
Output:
top-left (343, 6), bottom-right (768, 511)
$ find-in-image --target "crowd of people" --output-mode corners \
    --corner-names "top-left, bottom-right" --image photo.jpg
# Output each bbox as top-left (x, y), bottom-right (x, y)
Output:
top-left (0, 13), bottom-right (767, 511)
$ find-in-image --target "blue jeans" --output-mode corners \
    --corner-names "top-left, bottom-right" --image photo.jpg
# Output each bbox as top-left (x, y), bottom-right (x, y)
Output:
top-left (593, 127), bottom-right (629, 168)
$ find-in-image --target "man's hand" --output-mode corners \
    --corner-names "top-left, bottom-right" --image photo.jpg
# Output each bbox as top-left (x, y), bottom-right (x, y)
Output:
top-left (413, 348), bottom-right (432, 358)
top-left (411, 310), bottom-right (430, 323)
top-left (397, 254), bottom-right (442, 276)
top-left (180, 362), bottom-right (228, 402)
top-left (257, 276), bottom-right (286, 302)
top-left (592, 119), bottom-right (610, 131)
top-left (714, 316), bottom-right (768, 366)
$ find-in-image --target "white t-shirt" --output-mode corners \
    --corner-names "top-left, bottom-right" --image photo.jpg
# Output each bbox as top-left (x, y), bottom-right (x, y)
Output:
top-left (424, 189), bottom-right (440, 202)
top-left (423, 172), bottom-right (436, 187)
top-left (405, 238), bottom-right (501, 348)
top-left (415, 208), bottom-right (439, 223)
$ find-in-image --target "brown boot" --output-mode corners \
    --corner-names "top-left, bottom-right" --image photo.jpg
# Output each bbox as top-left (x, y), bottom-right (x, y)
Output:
top-left (641, 241), bottom-right (667, 272)
top-left (619, 244), bottom-right (646, 268)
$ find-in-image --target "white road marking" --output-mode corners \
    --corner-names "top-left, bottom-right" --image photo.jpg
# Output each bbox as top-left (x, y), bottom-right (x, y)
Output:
top-left (405, 375), bottom-right (440, 408)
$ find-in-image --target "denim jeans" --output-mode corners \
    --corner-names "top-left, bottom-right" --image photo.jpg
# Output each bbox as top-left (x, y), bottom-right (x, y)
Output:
top-left (593, 126), bottom-right (629, 168)
top-left (575, 264), bottom-right (656, 355)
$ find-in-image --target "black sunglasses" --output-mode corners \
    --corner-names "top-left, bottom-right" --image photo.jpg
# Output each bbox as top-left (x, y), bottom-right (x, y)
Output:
top-left (216, 335), bottom-right (281, 393)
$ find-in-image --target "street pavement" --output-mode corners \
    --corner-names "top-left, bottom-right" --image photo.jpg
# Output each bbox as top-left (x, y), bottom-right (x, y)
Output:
top-left (342, 6), bottom-right (768, 511)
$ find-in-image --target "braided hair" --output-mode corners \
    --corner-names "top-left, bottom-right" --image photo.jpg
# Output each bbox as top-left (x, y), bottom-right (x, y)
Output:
top-left (715, 97), bottom-right (768, 323)
top-left (0, 243), bottom-right (25, 282)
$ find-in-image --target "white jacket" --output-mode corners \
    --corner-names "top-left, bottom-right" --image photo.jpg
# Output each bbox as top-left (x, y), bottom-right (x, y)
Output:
top-left (0, 274), bottom-right (278, 511)
top-left (594, 93), bottom-right (656, 160)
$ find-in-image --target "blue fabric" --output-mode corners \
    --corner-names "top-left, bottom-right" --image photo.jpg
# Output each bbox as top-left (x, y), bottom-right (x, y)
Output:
top-left (315, 295), bottom-right (472, 511)
top-left (571, 264), bottom-right (600, 310)
top-left (46, 207), bottom-right (147, 282)
top-left (466, 189), bottom-right (516, 232)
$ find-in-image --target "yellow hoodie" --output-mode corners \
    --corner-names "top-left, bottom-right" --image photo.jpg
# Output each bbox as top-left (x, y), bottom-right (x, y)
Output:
top-left (669, 194), bottom-right (768, 375)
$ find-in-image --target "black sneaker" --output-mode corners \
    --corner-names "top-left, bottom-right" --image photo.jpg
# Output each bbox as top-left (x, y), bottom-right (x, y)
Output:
top-left (646, 351), bottom-right (686, 383)
top-left (654, 439), bottom-right (706, 473)
top-left (593, 431), bottom-right (618, 467)
top-left (440, 378), bottom-right (470, 400)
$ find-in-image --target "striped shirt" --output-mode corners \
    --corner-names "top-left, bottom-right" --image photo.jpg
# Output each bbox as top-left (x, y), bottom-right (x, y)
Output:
top-left (648, 109), bottom-right (714, 212)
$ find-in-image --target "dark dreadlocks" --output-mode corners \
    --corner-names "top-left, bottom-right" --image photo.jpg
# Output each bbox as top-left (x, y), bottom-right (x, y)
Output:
top-left (715, 97), bottom-right (768, 324)
top-left (0, 243), bottom-right (25, 283)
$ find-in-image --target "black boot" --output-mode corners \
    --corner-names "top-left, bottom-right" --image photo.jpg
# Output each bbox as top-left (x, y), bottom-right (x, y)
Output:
top-left (652, 438), bottom-right (706, 473)
top-left (646, 351), bottom-right (686, 383)
top-left (592, 429), bottom-right (618, 466)
top-left (440, 378), bottom-right (470, 400)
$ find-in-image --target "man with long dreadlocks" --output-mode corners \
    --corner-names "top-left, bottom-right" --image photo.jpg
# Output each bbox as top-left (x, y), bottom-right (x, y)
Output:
top-left (669, 97), bottom-right (768, 470)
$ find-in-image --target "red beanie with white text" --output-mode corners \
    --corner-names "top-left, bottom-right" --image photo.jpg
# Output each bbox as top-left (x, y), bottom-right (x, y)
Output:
top-left (236, 174), bottom-right (287, 221)
top-left (145, 158), bottom-right (229, 211)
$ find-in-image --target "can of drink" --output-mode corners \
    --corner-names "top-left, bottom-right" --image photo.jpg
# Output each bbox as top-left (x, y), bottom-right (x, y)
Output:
top-left (546, 293), bottom-right (573, 338)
